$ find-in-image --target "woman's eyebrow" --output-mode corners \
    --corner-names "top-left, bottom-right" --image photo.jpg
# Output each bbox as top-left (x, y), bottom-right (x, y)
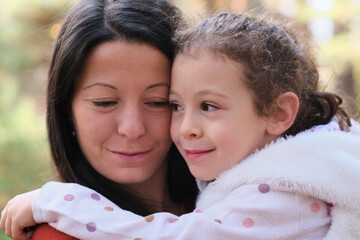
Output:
top-left (83, 82), bottom-right (117, 90)
top-left (146, 82), bottom-right (170, 90)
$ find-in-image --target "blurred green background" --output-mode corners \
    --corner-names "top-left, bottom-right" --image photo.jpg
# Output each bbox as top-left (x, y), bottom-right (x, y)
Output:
top-left (1, 0), bottom-right (359, 239)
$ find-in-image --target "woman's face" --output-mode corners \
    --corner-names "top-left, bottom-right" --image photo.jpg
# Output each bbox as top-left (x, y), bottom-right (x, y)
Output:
top-left (72, 41), bottom-right (172, 185)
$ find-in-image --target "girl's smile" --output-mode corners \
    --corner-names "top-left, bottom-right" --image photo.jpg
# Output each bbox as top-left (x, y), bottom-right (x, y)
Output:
top-left (184, 149), bottom-right (215, 160)
top-left (170, 51), bottom-right (275, 181)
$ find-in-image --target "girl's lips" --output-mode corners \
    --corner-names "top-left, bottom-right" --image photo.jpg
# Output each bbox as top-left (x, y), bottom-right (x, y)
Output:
top-left (184, 149), bottom-right (214, 160)
top-left (111, 150), bottom-right (151, 162)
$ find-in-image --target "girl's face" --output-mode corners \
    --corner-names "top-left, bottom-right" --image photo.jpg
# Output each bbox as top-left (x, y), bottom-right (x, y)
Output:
top-left (170, 52), bottom-right (275, 181)
top-left (72, 41), bottom-right (172, 185)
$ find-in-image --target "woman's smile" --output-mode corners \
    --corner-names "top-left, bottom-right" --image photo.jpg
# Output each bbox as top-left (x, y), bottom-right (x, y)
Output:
top-left (110, 149), bottom-right (152, 162)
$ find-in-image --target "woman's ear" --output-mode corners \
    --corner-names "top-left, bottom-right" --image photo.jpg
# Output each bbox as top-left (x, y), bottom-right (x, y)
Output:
top-left (266, 92), bottom-right (299, 136)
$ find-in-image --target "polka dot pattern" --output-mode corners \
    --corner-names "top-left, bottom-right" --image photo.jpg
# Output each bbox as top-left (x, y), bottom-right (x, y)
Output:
top-left (310, 202), bottom-right (320, 213)
top-left (144, 215), bottom-right (154, 222)
top-left (64, 194), bottom-right (74, 201)
top-left (243, 218), bottom-right (254, 228)
top-left (258, 184), bottom-right (270, 193)
top-left (214, 219), bottom-right (222, 224)
top-left (104, 206), bottom-right (114, 211)
top-left (91, 193), bottom-right (100, 201)
top-left (56, 184), bottom-right (330, 238)
top-left (86, 222), bottom-right (97, 232)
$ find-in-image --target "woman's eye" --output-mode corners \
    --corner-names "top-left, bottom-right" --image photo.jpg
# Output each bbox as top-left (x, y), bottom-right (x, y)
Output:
top-left (201, 102), bottom-right (218, 111)
top-left (146, 101), bottom-right (170, 108)
top-left (92, 101), bottom-right (117, 108)
top-left (170, 102), bottom-right (182, 112)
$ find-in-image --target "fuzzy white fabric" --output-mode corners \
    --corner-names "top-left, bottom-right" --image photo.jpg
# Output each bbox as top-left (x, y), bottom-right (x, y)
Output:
top-left (197, 120), bottom-right (360, 239)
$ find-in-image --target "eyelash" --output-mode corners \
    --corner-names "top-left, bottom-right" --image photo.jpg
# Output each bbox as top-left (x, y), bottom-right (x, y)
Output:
top-left (170, 102), bottom-right (182, 112)
top-left (201, 102), bottom-right (219, 111)
top-left (92, 101), bottom-right (170, 109)
top-left (170, 102), bottom-right (219, 112)
top-left (92, 101), bottom-right (117, 108)
top-left (146, 101), bottom-right (170, 108)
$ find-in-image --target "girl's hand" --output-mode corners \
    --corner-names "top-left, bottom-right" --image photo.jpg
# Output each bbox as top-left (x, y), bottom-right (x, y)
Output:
top-left (0, 189), bottom-right (40, 240)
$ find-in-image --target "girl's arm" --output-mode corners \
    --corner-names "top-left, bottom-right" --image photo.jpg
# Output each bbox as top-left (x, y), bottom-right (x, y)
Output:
top-left (0, 189), bottom-right (40, 240)
top-left (29, 181), bottom-right (329, 240)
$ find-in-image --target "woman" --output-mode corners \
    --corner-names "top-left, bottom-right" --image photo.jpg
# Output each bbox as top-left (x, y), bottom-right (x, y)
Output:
top-left (0, 0), bottom-right (198, 239)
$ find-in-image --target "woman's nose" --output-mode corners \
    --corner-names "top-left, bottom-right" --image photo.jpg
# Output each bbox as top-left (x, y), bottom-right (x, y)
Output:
top-left (117, 106), bottom-right (146, 140)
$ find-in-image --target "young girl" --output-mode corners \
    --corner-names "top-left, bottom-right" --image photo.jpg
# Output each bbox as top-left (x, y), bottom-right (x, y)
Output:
top-left (2, 13), bottom-right (360, 240)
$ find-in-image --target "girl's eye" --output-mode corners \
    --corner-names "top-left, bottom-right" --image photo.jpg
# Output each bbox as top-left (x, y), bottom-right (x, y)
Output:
top-left (146, 101), bottom-right (170, 108)
top-left (92, 101), bottom-right (117, 108)
top-left (170, 102), bottom-right (182, 112)
top-left (201, 102), bottom-right (218, 111)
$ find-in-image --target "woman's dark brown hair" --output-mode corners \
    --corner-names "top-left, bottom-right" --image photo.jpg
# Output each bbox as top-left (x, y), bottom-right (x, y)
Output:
top-left (47, 0), bottom-right (197, 216)
top-left (175, 13), bottom-right (352, 136)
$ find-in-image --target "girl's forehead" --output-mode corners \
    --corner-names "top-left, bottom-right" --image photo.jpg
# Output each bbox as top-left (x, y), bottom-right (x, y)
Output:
top-left (170, 50), bottom-right (248, 97)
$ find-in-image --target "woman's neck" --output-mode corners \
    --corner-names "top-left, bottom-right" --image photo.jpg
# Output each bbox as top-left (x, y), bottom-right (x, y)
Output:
top-left (125, 159), bottom-right (183, 215)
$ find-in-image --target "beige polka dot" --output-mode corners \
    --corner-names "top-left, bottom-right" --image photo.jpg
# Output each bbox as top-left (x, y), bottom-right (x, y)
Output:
top-left (104, 206), bottom-right (114, 211)
top-left (134, 238), bottom-right (142, 240)
top-left (144, 214), bottom-right (155, 222)
top-left (214, 219), bottom-right (222, 224)
top-left (243, 218), bottom-right (254, 228)
top-left (169, 219), bottom-right (178, 223)
top-left (310, 202), bottom-right (320, 213)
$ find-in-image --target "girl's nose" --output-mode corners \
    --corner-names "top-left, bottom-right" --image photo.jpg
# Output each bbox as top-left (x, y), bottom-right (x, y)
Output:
top-left (179, 114), bottom-right (202, 139)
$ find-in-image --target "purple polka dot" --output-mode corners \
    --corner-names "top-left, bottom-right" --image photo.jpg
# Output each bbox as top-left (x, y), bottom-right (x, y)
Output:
top-left (86, 222), bottom-right (97, 232)
top-left (194, 209), bottom-right (202, 213)
top-left (64, 194), bottom-right (74, 201)
top-left (91, 193), bottom-right (100, 201)
top-left (258, 184), bottom-right (270, 193)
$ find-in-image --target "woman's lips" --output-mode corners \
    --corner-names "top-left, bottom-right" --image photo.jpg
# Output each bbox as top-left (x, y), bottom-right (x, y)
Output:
top-left (184, 149), bottom-right (214, 160)
top-left (111, 150), bottom-right (151, 162)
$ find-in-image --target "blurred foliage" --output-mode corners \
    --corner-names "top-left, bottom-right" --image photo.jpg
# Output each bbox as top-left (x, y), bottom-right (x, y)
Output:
top-left (0, 0), bottom-right (359, 238)
top-left (0, 0), bottom-right (72, 238)
top-left (0, 78), bottom-right (52, 240)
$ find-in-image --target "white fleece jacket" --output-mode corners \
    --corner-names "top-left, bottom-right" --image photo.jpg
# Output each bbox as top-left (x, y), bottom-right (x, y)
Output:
top-left (196, 120), bottom-right (360, 239)
top-left (32, 121), bottom-right (360, 240)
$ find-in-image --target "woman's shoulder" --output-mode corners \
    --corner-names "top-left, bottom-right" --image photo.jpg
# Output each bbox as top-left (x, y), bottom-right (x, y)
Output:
top-left (32, 224), bottom-right (79, 240)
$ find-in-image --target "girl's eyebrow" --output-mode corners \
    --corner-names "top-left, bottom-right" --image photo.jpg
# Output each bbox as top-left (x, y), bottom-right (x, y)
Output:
top-left (170, 89), bottom-right (229, 99)
top-left (169, 89), bottom-right (177, 95)
top-left (83, 82), bottom-right (116, 90)
top-left (197, 89), bottom-right (229, 99)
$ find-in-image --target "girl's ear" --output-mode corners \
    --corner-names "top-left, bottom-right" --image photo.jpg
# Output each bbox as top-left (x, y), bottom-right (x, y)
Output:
top-left (266, 92), bottom-right (299, 136)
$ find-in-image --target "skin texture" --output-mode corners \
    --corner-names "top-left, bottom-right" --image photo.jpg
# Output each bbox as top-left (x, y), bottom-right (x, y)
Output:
top-left (170, 52), bottom-right (277, 181)
top-left (72, 41), bottom-right (172, 191)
